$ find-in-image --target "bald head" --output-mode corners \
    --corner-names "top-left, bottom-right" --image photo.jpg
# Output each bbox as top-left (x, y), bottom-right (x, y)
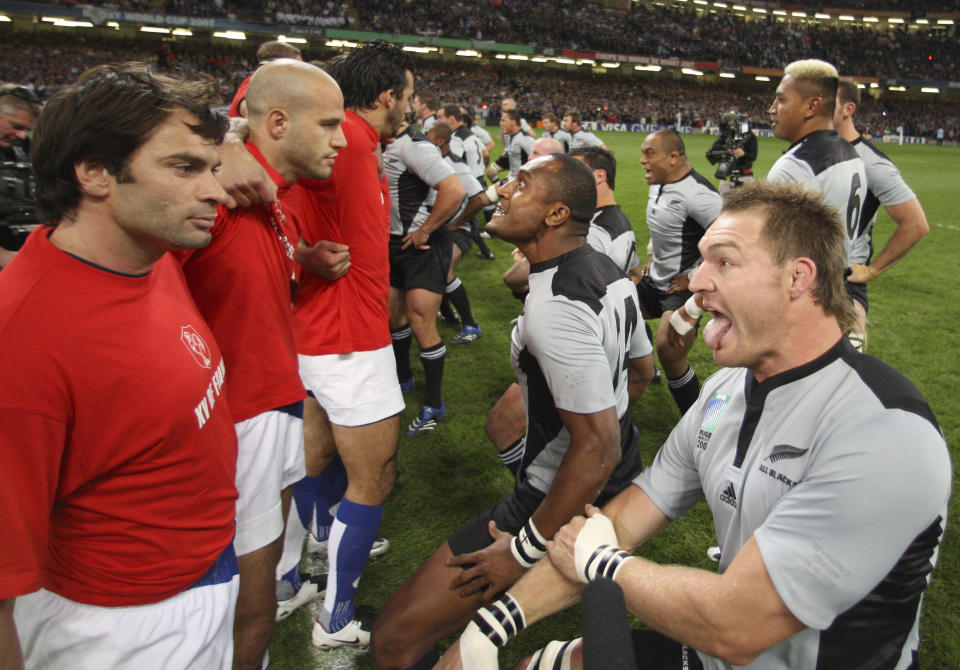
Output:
top-left (530, 137), bottom-right (563, 159)
top-left (245, 59), bottom-right (340, 126)
top-left (244, 58), bottom-right (346, 183)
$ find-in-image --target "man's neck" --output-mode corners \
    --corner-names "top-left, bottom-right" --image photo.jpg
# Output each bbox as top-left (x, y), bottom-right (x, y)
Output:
top-left (752, 310), bottom-right (844, 383)
top-left (596, 188), bottom-right (615, 208)
top-left (248, 134), bottom-right (294, 184)
top-left (835, 119), bottom-right (860, 143)
top-left (348, 106), bottom-right (383, 135)
top-left (50, 210), bottom-right (162, 275)
top-left (790, 118), bottom-right (832, 144)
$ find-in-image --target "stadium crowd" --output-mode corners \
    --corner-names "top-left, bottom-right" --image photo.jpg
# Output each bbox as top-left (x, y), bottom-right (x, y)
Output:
top-left (1, 31), bottom-right (957, 139)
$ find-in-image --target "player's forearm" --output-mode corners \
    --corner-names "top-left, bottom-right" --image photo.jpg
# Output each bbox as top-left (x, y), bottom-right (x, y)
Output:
top-left (529, 410), bottom-right (620, 537)
top-left (448, 193), bottom-right (488, 230)
top-left (627, 355), bottom-right (655, 408)
top-left (506, 554), bottom-right (585, 627)
top-left (0, 599), bottom-right (24, 670)
top-left (420, 183), bottom-right (466, 236)
top-left (868, 199), bottom-right (929, 278)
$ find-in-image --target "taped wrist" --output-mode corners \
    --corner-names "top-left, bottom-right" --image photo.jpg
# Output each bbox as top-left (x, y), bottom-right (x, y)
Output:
top-left (669, 295), bottom-right (703, 335)
top-left (581, 544), bottom-right (633, 583)
top-left (510, 518), bottom-right (547, 567)
top-left (470, 594), bottom-right (527, 647)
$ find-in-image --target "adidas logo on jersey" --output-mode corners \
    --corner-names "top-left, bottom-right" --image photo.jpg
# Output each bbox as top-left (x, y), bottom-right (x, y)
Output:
top-left (719, 482), bottom-right (737, 508)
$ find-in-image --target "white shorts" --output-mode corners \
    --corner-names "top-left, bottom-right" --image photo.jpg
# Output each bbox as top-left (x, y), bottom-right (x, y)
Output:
top-left (299, 345), bottom-right (404, 427)
top-left (234, 402), bottom-right (307, 556)
top-left (15, 546), bottom-right (239, 670)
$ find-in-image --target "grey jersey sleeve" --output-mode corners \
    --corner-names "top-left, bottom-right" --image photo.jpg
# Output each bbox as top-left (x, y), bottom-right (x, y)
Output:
top-left (766, 154), bottom-right (811, 185)
top-left (754, 411), bottom-right (950, 630)
top-left (523, 297), bottom-right (618, 415)
top-left (472, 126), bottom-right (493, 145)
top-left (404, 140), bottom-right (455, 188)
top-left (865, 152), bottom-right (915, 208)
top-left (689, 186), bottom-right (723, 229)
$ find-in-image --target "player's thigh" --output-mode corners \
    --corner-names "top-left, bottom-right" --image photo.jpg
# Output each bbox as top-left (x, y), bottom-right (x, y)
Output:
top-left (629, 630), bottom-right (704, 670)
top-left (406, 287), bottom-right (443, 343)
top-left (330, 416), bottom-right (399, 501)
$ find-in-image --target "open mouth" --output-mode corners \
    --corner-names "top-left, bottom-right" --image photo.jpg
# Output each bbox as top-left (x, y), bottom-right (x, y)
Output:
top-left (702, 307), bottom-right (732, 350)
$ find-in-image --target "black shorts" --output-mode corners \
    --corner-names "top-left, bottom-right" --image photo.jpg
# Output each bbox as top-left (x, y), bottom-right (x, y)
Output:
top-left (389, 232), bottom-right (451, 294)
top-left (450, 228), bottom-right (475, 256)
top-left (628, 630), bottom-right (704, 670)
top-left (844, 278), bottom-right (869, 312)
top-left (448, 483), bottom-right (544, 556)
top-left (636, 276), bottom-right (690, 319)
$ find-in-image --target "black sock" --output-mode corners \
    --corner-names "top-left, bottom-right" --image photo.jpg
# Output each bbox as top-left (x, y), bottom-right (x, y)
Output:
top-left (439, 295), bottom-right (457, 321)
top-left (667, 366), bottom-right (699, 414)
top-left (391, 326), bottom-right (412, 383)
top-left (404, 647), bottom-right (441, 670)
top-left (419, 342), bottom-right (446, 409)
top-left (446, 278), bottom-right (477, 327)
top-left (497, 437), bottom-right (525, 476)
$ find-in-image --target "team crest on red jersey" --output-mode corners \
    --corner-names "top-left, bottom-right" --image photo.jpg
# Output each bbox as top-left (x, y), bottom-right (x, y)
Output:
top-left (180, 325), bottom-right (212, 369)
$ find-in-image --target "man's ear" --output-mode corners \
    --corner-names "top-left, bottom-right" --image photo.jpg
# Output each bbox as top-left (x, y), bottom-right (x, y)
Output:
top-left (74, 160), bottom-right (111, 199)
top-left (806, 96), bottom-right (823, 119)
top-left (789, 256), bottom-right (817, 299)
top-left (266, 108), bottom-right (290, 139)
top-left (544, 202), bottom-right (570, 228)
top-left (378, 89), bottom-right (395, 111)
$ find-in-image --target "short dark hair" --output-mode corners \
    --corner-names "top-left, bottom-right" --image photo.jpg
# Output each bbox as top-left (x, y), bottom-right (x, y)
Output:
top-left (31, 62), bottom-right (226, 225)
top-left (256, 40), bottom-right (302, 61)
top-left (570, 146), bottom-right (616, 190)
top-left (723, 181), bottom-right (858, 333)
top-left (539, 154), bottom-right (597, 229)
top-left (542, 112), bottom-right (559, 124)
top-left (837, 77), bottom-right (861, 108)
top-left (332, 40), bottom-right (413, 111)
top-left (415, 93), bottom-right (437, 110)
top-left (652, 128), bottom-right (686, 156)
top-left (563, 110), bottom-right (582, 125)
top-left (0, 84), bottom-right (41, 119)
top-left (441, 104), bottom-right (462, 122)
top-left (427, 122), bottom-right (451, 144)
top-left (502, 109), bottom-right (521, 124)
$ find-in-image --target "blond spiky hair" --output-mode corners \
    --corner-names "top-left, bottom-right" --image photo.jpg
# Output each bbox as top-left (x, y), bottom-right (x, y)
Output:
top-left (783, 59), bottom-right (839, 118)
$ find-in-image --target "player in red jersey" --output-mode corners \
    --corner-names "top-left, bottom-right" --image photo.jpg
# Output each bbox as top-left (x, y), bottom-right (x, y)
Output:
top-left (181, 60), bottom-right (346, 670)
top-left (0, 63), bottom-right (237, 669)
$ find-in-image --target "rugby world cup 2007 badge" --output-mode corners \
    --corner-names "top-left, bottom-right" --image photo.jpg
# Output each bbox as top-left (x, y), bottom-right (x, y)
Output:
top-left (697, 392), bottom-right (728, 450)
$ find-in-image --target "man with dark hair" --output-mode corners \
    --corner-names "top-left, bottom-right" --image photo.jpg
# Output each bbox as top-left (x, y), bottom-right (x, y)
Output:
top-left (541, 112), bottom-right (571, 152)
top-left (834, 77), bottom-right (929, 346)
top-left (384, 118), bottom-right (465, 434)
top-left (487, 109), bottom-right (535, 182)
top-left (563, 110), bottom-right (606, 150)
top-left (636, 129), bottom-right (722, 415)
top-left (229, 39), bottom-right (303, 118)
top-left (412, 92), bottom-right (439, 132)
top-left (0, 63), bottom-right (238, 668)
top-left (0, 84), bottom-right (41, 268)
top-left (706, 110), bottom-right (758, 196)
top-left (766, 60), bottom-right (866, 298)
top-left (371, 154), bottom-right (651, 670)
top-left (279, 39), bottom-right (415, 649)
top-left (179, 60), bottom-right (346, 670)
top-left (438, 181), bottom-right (949, 670)
top-left (501, 97), bottom-right (536, 138)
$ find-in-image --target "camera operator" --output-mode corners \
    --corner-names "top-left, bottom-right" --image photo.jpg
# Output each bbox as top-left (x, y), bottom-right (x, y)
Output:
top-left (0, 84), bottom-right (41, 268)
top-left (706, 111), bottom-right (757, 197)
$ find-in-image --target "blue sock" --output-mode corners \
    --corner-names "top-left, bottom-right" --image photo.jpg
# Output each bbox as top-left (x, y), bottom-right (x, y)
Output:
top-left (292, 457), bottom-right (348, 542)
top-left (319, 498), bottom-right (383, 632)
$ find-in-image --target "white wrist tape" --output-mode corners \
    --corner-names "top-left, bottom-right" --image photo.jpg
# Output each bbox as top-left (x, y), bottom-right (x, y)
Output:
top-left (526, 639), bottom-right (580, 670)
top-left (460, 621), bottom-right (500, 670)
top-left (484, 183), bottom-right (500, 203)
top-left (580, 544), bottom-right (634, 583)
top-left (511, 518), bottom-right (547, 568)
top-left (573, 512), bottom-right (625, 582)
top-left (470, 594), bottom-right (526, 648)
top-left (669, 295), bottom-right (703, 336)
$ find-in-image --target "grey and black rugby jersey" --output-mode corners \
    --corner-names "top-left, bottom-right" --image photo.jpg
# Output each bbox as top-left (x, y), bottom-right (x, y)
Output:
top-left (495, 131), bottom-right (536, 180)
top-left (637, 338), bottom-right (950, 670)
top-left (587, 204), bottom-right (640, 273)
top-left (440, 153), bottom-right (484, 232)
top-left (513, 245), bottom-right (652, 499)
top-left (646, 169), bottom-right (722, 291)
top-left (568, 129), bottom-right (604, 150)
top-left (451, 125), bottom-right (486, 180)
top-left (849, 136), bottom-right (916, 265)
top-left (767, 129), bottom-right (867, 264)
top-left (384, 126), bottom-right (455, 237)
top-left (471, 125), bottom-right (493, 147)
top-left (420, 114), bottom-right (438, 133)
top-left (541, 129), bottom-right (572, 152)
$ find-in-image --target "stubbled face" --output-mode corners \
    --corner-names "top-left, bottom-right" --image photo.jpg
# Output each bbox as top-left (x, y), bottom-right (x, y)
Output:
top-left (485, 156), bottom-right (557, 244)
top-left (285, 85), bottom-right (347, 180)
top-left (0, 108), bottom-right (35, 148)
top-left (109, 111), bottom-right (227, 254)
top-left (690, 211), bottom-right (791, 377)
top-left (640, 134), bottom-right (674, 185)
top-left (769, 74), bottom-right (810, 143)
top-left (383, 70), bottom-right (414, 142)
top-left (562, 115), bottom-right (575, 132)
top-left (500, 113), bottom-right (519, 136)
top-left (543, 118), bottom-right (559, 133)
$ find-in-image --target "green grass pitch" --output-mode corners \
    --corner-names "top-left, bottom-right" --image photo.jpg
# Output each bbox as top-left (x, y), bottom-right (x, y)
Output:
top-left (270, 130), bottom-right (960, 669)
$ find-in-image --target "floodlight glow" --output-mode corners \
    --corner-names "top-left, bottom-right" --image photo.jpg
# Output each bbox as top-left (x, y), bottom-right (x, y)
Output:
top-left (508, 54), bottom-right (529, 60)
top-left (634, 64), bottom-right (662, 71)
top-left (921, 87), bottom-right (940, 93)
top-left (456, 49), bottom-right (480, 57)
top-left (277, 35), bottom-right (306, 43)
top-left (213, 31), bottom-right (246, 39)
top-left (719, 72), bottom-right (735, 78)
top-left (140, 26), bottom-right (171, 34)
top-left (682, 67), bottom-right (703, 76)
top-left (755, 75), bottom-right (770, 81)
top-left (601, 62), bottom-right (620, 68)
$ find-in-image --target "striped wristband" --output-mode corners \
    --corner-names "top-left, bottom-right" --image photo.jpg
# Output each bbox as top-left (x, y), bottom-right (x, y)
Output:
top-left (471, 593), bottom-right (527, 647)
top-left (581, 544), bottom-right (634, 583)
top-left (510, 518), bottom-right (548, 568)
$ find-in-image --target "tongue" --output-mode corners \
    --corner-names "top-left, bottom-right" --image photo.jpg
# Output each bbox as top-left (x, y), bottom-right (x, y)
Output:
top-left (703, 315), bottom-right (731, 350)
